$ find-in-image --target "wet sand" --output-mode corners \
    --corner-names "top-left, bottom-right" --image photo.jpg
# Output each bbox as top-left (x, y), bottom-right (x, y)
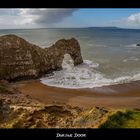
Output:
top-left (14, 80), bottom-right (140, 109)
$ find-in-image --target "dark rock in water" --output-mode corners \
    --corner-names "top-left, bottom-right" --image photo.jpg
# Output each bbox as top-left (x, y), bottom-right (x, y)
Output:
top-left (136, 44), bottom-right (140, 46)
top-left (0, 34), bottom-right (83, 81)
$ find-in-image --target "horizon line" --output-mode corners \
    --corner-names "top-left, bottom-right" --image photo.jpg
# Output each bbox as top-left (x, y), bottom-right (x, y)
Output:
top-left (0, 26), bottom-right (140, 30)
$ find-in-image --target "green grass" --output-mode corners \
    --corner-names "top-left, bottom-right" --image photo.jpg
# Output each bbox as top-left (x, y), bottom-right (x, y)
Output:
top-left (99, 110), bottom-right (140, 128)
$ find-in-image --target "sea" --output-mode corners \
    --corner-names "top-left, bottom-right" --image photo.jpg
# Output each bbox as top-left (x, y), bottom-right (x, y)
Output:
top-left (1, 27), bottom-right (140, 89)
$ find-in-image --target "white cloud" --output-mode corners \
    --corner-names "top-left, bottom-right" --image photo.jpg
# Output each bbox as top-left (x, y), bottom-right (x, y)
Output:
top-left (109, 12), bottom-right (140, 29)
top-left (127, 12), bottom-right (140, 23)
top-left (0, 9), bottom-right (35, 29)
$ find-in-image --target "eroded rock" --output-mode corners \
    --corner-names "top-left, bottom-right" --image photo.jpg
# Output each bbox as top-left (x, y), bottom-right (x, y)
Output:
top-left (0, 34), bottom-right (83, 81)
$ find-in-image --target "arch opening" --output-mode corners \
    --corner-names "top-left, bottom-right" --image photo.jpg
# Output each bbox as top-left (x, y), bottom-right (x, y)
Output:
top-left (62, 54), bottom-right (74, 69)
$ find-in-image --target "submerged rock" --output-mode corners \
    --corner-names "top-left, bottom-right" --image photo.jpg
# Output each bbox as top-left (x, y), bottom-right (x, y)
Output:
top-left (0, 34), bottom-right (83, 81)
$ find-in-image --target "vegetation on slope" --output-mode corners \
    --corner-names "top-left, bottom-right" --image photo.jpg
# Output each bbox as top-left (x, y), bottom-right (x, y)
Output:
top-left (99, 110), bottom-right (140, 128)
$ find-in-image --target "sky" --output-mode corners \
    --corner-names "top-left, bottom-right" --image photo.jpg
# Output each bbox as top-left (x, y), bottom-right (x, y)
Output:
top-left (1, 8), bottom-right (140, 29)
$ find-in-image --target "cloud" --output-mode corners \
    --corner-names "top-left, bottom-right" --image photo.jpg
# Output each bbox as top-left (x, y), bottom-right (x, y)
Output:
top-left (127, 12), bottom-right (140, 24)
top-left (0, 9), bottom-right (21, 17)
top-left (0, 9), bottom-right (22, 29)
top-left (0, 8), bottom-right (78, 29)
top-left (19, 9), bottom-right (78, 25)
top-left (109, 12), bottom-right (140, 29)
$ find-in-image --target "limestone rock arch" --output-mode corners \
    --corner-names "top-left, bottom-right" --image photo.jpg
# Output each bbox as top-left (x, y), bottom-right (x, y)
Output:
top-left (45, 38), bottom-right (83, 70)
top-left (0, 34), bottom-right (83, 80)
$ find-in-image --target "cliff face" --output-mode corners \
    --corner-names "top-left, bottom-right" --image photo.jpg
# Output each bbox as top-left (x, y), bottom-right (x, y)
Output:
top-left (0, 34), bottom-right (83, 81)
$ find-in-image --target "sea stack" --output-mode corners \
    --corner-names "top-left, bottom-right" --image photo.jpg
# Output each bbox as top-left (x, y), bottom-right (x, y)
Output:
top-left (0, 34), bottom-right (83, 81)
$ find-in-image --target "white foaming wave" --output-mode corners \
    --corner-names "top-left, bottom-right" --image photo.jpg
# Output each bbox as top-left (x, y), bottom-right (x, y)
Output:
top-left (41, 60), bottom-right (102, 88)
top-left (88, 43), bottom-right (107, 48)
top-left (113, 73), bottom-right (140, 84)
top-left (62, 60), bottom-right (99, 69)
top-left (40, 60), bottom-right (140, 89)
top-left (125, 44), bottom-right (140, 48)
top-left (82, 60), bottom-right (99, 68)
top-left (123, 56), bottom-right (139, 62)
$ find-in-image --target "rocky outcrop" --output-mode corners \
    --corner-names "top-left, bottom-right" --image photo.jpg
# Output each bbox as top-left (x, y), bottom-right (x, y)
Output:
top-left (0, 97), bottom-right (110, 128)
top-left (0, 81), bottom-right (109, 128)
top-left (0, 83), bottom-right (110, 128)
top-left (0, 34), bottom-right (83, 81)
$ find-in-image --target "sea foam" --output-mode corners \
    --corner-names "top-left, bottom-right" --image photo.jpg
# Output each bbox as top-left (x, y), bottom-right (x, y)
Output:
top-left (125, 44), bottom-right (140, 48)
top-left (123, 56), bottom-right (139, 62)
top-left (40, 60), bottom-right (140, 89)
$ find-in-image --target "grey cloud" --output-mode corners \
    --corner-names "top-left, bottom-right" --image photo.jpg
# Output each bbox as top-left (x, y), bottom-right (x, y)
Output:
top-left (0, 9), bottom-right (20, 16)
top-left (19, 9), bottom-right (78, 25)
top-left (0, 9), bottom-right (13, 15)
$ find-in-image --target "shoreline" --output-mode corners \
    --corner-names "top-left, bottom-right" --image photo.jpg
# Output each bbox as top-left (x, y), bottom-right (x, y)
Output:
top-left (13, 79), bottom-right (140, 109)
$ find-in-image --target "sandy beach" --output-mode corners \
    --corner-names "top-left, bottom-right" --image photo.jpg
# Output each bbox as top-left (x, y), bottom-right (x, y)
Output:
top-left (13, 80), bottom-right (140, 109)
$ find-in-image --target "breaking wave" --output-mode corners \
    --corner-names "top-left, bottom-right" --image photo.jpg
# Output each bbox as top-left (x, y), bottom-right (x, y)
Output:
top-left (40, 60), bottom-right (140, 89)
top-left (123, 56), bottom-right (139, 62)
top-left (125, 43), bottom-right (140, 48)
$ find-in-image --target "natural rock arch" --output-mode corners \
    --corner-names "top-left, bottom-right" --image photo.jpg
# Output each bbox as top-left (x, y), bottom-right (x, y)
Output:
top-left (0, 34), bottom-right (83, 80)
top-left (45, 38), bottom-right (83, 70)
